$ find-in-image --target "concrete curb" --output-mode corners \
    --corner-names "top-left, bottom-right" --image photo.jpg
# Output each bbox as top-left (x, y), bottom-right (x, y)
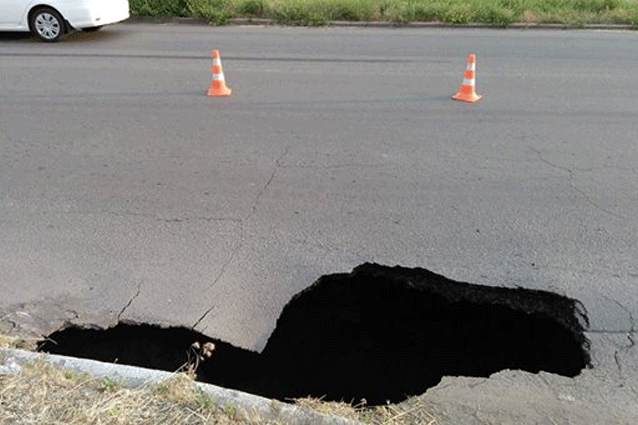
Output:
top-left (126, 16), bottom-right (638, 31)
top-left (0, 348), bottom-right (363, 425)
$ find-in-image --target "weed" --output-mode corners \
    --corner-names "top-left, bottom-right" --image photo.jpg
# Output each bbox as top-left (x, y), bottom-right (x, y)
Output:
top-left (444, 3), bottom-right (473, 23)
top-left (224, 401), bottom-right (238, 419)
top-left (98, 376), bottom-right (119, 392)
top-left (154, 384), bottom-right (169, 395)
top-left (194, 388), bottom-right (218, 410)
top-left (238, 0), bottom-right (267, 16)
top-left (129, 0), bottom-right (638, 25)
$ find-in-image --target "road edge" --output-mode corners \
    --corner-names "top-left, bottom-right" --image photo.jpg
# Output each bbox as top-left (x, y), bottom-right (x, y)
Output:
top-left (0, 348), bottom-right (364, 425)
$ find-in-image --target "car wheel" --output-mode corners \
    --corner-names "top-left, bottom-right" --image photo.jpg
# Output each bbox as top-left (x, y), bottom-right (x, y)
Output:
top-left (30, 7), bottom-right (66, 42)
top-left (82, 26), bottom-right (103, 32)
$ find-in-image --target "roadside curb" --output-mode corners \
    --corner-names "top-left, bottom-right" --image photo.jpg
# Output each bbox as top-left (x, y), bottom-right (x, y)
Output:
top-left (0, 348), bottom-right (363, 425)
top-left (126, 16), bottom-right (638, 31)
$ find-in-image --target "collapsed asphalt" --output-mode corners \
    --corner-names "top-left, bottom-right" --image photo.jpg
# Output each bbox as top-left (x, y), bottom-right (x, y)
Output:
top-left (38, 263), bottom-right (590, 405)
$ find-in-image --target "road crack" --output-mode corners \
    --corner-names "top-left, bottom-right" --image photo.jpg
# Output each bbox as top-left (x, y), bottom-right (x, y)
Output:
top-left (280, 162), bottom-right (385, 170)
top-left (192, 241), bottom-right (242, 328)
top-left (529, 146), bottom-right (625, 220)
top-left (599, 296), bottom-right (636, 378)
top-left (248, 146), bottom-right (290, 219)
top-left (117, 281), bottom-right (143, 321)
top-left (51, 209), bottom-right (242, 224)
top-left (194, 146), bottom-right (291, 329)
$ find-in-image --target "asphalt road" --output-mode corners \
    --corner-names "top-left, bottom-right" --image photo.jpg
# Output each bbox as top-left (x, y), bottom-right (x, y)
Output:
top-left (1, 23), bottom-right (637, 422)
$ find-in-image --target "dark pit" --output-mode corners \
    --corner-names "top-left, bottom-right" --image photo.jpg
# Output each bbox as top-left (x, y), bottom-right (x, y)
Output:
top-left (38, 263), bottom-right (591, 405)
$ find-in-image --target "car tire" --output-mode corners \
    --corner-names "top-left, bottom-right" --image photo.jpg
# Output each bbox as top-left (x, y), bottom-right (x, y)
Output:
top-left (82, 26), bottom-right (103, 32)
top-left (29, 7), bottom-right (66, 42)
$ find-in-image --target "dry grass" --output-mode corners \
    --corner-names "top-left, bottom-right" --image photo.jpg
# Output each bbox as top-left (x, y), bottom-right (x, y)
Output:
top-left (294, 398), bottom-right (436, 425)
top-left (0, 334), bottom-right (38, 351)
top-left (1, 331), bottom-right (437, 425)
top-left (520, 10), bottom-right (543, 23)
top-left (0, 357), bottom-right (438, 425)
top-left (0, 359), bottom-right (281, 425)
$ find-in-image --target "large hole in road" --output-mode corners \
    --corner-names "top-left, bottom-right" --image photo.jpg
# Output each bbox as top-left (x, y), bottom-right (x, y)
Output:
top-left (38, 263), bottom-right (590, 405)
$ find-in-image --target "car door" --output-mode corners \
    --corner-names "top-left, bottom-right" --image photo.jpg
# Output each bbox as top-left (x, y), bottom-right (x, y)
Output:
top-left (0, 0), bottom-right (30, 27)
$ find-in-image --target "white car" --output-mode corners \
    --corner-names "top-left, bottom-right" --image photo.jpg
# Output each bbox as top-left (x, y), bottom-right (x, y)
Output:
top-left (0, 0), bottom-right (130, 42)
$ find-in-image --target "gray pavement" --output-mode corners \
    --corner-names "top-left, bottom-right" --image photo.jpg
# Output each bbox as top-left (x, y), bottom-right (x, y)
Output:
top-left (1, 23), bottom-right (637, 423)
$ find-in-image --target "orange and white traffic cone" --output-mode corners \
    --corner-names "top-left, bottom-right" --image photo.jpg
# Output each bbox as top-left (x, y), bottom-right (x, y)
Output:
top-left (452, 54), bottom-right (482, 103)
top-left (207, 50), bottom-right (232, 97)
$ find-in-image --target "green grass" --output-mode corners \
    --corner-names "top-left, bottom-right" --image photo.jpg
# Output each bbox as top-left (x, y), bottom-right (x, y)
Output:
top-left (129, 0), bottom-right (638, 26)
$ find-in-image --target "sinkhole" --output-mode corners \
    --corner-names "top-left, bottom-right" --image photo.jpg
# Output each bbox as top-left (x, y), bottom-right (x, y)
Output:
top-left (38, 263), bottom-right (591, 405)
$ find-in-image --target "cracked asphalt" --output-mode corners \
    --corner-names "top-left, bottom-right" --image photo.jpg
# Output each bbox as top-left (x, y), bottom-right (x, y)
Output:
top-left (1, 23), bottom-right (637, 423)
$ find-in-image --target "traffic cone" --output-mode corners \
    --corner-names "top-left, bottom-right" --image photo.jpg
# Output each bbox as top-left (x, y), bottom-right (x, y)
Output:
top-left (207, 50), bottom-right (232, 97)
top-left (452, 54), bottom-right (482, 103)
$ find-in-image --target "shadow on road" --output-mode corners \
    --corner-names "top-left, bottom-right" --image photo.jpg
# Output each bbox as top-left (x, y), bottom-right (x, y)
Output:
top-left (0, 31), bottom-right (34, 43)
top-left (0, 28), bottom-right (129, 44)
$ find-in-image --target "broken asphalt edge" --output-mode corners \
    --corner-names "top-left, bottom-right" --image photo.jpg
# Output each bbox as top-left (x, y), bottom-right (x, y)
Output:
top-left (126, 16), bottom-right (638, 31)
top-left (0, 348), bottom-right (363, 425)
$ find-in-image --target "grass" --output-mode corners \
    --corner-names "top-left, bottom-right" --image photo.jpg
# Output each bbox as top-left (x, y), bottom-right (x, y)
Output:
top-left (0, 358), bottom-right (435, 425)
top-left (0, 334), bottom-right (38, 351)
top-left (294, 397), bottom-right (436, 424)
top-left (0, 359), bottom-right (274, 424)
top-left (1, 335), bottom-right (436, 425)
top-left (129, 0), bottom-right (638, 26)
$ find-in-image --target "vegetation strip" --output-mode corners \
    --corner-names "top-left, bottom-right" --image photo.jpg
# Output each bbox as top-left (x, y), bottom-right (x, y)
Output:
top-left (129, 0), bottom-right (638, 27)
top-left (0, 358), bottom-right (277, 425)
top-left (1, 341), bottom-right (435, 425)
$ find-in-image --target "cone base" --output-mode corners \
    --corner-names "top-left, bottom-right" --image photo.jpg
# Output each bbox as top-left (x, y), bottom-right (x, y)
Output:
top-left (207, 86), bottom-right (232, 97)
top-left (452, 92), bottom-right (482, 103)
